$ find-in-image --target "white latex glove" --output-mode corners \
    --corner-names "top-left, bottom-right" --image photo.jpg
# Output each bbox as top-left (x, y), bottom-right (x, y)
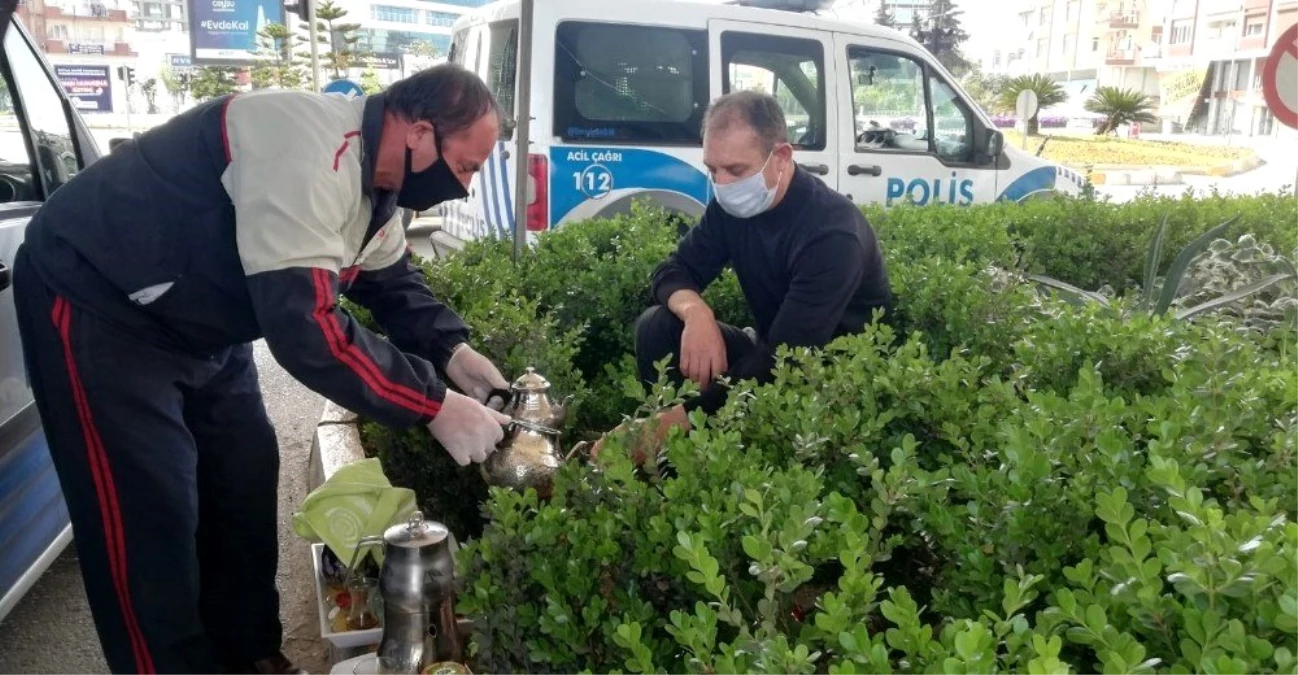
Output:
top-left (427, 389), bottom-right (511, 466)
top-left (444, 345), bottom-right (510, 404)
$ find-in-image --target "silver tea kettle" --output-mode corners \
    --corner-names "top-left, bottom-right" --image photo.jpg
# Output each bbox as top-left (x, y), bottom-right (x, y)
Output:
top-left (352, 511), bottom-right (462, 673)
top-left (482, 367), bottom-right (576, 498)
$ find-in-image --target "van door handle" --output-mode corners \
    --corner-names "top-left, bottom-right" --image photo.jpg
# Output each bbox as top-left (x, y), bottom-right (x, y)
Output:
top-left (798, 162), bottom-right (829, 175)
top-left (847, 164), bottom-right (883, 177)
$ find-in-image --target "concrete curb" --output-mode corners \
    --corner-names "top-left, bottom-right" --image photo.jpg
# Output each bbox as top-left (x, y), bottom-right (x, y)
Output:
top-left (307, 400), bottom-right (364, 490)
top-left (1087, 153), bottom-right (1264, 186)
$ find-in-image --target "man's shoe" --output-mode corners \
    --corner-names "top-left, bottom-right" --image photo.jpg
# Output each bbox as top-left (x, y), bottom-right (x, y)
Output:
top-left (220, 654), bottom-right (308, 675)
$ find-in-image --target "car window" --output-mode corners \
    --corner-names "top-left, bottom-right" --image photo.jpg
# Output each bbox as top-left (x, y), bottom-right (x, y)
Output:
top-left (485, 20), bottom-right (518, 140)
top-left (929, 75), bottom-right (974, 163)
top-left (848, 49), bottom-right (929, 154)
top-left (6, 24), bottom-right (80, 197)
top-left (0, 42), bottom-right (35, 204)
top-left (553, 21), bottom-right (708, 145)
top-left (723, 32), bottom-right (826, 150)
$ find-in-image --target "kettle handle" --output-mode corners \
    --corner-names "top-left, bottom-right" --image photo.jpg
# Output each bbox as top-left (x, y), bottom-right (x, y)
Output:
top-left (485, 387), bottom-right (512, 412)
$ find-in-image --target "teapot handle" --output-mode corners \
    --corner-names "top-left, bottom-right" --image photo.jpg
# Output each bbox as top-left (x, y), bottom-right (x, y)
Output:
top-left (485, 387), bottom-right (512, 412)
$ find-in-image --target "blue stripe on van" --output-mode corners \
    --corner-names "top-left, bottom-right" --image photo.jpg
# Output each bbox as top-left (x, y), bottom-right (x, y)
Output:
top-left (484, 147), bottom-right (505, 238)
top-left (496, 141), bottom-right (515, 232)
top-left (482, 151), bottom-right (501, 237)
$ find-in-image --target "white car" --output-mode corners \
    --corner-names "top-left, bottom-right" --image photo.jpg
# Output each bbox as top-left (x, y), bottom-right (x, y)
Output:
top-left (0, 0), bottom-right (103, 622)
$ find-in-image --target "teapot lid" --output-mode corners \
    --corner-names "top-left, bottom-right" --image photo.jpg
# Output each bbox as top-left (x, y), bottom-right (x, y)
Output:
top-left (383, 510), bottom-right (450, 548)
top-left (511, 367), bottom-right (551, 392)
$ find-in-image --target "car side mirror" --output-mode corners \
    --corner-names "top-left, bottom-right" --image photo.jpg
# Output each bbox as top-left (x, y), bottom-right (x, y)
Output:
top-left (986, 129), bottom-right (1004, 161)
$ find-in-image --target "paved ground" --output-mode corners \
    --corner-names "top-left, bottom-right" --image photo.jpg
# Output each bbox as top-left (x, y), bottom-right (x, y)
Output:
top-left (0, 341), bottom-right (330, 674)
top-left (1095, 133), bottom-right (1298, 202)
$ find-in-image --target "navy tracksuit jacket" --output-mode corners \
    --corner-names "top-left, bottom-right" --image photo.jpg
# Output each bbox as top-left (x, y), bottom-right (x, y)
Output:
top-left (13, 90), bottom-right (468, 673)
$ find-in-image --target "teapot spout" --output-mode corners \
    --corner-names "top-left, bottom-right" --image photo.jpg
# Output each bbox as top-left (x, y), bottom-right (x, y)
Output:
top-left (553, 394), bottom-right (576, 426)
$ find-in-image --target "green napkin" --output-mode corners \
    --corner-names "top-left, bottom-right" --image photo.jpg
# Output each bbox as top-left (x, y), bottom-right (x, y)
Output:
top-left (293, 457), bottom-right (416, 567)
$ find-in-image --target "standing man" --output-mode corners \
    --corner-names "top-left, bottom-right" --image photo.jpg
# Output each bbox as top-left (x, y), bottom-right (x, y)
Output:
top-left (603, 91), bottom-right (892, 454)
top-left (14, 64), bottom-right (511, 673)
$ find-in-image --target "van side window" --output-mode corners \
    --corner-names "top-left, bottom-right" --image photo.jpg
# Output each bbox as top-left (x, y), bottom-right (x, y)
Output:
top-left (0, 54), bottom-right (35, 204)
top-left (3, 23), bottom-right (79, 200)
top-left (848, 47), bottom-right (975, 164)
top-left (553, 21), bottom-right (708, 145)
top-left (722, 32), bottom-right (826, 151)
top-left (485, 21), bottom-right (519, 140)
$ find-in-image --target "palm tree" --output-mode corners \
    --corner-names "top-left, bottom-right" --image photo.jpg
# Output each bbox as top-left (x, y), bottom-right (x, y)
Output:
top-left (1085, 86), bottom-right (1157, 136)
top-left (995, 74), bottom-right (1067, 136)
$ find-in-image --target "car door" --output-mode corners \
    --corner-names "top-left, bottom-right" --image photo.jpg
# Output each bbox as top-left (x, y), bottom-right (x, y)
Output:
top-left (833, 33), bottom-right (999, 207)
top-left (0, 0), bottom-right (100, 622)
top-left (709, 20), bottom-right (838, 190)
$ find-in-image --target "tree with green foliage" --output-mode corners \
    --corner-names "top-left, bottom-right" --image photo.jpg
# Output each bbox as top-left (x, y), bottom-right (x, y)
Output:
top-left (996, 73), bottom-right (1067, 135)
top-left (360, 67), bottom-right (383, 95)
top-left (159, 67), bottom-right (191, 113)
top-left (909, 0), bottom-right (970, 75)
top-left (960, 65), bottom-right (1008, 114)
top-left (190, 65), bottom-right (240, 101)
top-left (140, 78), bottom-right (159, 114)
top-left (313, 0), bottom-right (363, 80)
top-left (251, 22), bottom-right (305, 90)
top-left (873, 2), bottom-right (896, 29)
top-left (1085, 86), bottom-right (1158, 135)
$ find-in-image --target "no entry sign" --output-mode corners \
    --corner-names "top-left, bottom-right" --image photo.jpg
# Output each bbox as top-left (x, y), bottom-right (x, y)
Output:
top-left (1262, 23), bottom-right (1298, 130)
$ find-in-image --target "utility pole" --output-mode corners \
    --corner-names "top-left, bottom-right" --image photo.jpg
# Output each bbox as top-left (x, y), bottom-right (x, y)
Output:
top-left (308, 0), bottom-right (322, 91)
top-left (512, 0), bottom-right (533, 263)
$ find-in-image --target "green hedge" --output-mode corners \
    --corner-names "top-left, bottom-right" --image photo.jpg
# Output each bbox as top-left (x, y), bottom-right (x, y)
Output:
top-left (348, 191), bottom-right (1297, 673)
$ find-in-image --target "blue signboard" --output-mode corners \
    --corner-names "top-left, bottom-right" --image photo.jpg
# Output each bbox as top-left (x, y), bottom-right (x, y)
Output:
top-left (323, 79), bottom-right (365, 99)
top-left (169, 53), bottom-right (193, 69)
top-left (54, 65), bottom-right (113, 113)
top-left (188, 0), bottom-right (283, 64)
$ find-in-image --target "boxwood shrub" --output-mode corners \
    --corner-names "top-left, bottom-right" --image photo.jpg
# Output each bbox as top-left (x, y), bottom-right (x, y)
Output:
top-left (347, 191), bottom-right (1296, 673)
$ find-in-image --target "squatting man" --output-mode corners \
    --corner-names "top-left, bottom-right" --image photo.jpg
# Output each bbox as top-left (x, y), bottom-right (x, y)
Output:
top-left (594, 90), bottom-right (894, 458)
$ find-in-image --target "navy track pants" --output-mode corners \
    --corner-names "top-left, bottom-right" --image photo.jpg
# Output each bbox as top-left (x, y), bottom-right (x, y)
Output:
top-left (13, 245), bottom-right (284, 673)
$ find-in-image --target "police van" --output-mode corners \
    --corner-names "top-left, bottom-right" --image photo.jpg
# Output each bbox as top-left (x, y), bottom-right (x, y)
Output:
top-left (441, 0), bottom-right (1086, 243)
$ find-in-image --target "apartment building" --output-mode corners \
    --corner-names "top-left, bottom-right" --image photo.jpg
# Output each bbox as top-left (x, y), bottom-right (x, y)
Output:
top-left (336, 0), bottom-right (491, 57)
top-left (985, 0), bottom-right (1160, 114)
top-left (132, 0), bottom-right (187, 33)
top-left (1146, 0), bottom-right (1297, 135)
top-left (17, 0), bottom-right (137, 58)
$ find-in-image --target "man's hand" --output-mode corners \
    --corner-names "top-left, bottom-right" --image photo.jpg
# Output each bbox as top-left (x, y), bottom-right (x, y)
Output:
top-left (445, 345), bottom-right (510, 404)
top-left (590, 405), bottom-right (691, 465)
top-left (427, 390), bottom-right (511, 466)
top-left (679, 306), bottom-right (727, 386)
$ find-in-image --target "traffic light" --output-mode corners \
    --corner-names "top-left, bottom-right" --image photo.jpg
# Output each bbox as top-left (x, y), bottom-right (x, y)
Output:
top-left (116, 65), bottom-right (136, 86)
top-left (284, 0), bottom-right (310, 20)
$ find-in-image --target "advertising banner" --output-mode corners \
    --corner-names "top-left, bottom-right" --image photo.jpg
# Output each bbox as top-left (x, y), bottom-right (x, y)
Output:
top-left (359, 52), bottom-right (401, 70)
top-left (1158, 67), bottom-right (1209, 121)
top-left (169, 53), bottom-right (193, 69)
top-left (54, 65), bottom-right (113, 113)
top-left (188, 0), bottom-right (284, 64)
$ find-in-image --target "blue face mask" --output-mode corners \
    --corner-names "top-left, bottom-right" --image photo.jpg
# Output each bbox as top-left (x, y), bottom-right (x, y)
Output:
top-left (712, 152), bottom-right (782, 219)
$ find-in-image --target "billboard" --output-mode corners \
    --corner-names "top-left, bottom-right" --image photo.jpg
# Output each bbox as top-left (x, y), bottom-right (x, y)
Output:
top-left (1158, 67), bottom-right (1209, 121)
top-left (359, 52), bottom-right (401, 70)
top-left (188, 0), bottom-right (284, 64)
top-left (54, 65), bottom-right (113, 113)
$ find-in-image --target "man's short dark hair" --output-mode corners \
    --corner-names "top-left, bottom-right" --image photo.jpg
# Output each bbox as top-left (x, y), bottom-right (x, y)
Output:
top-left (384, 63), bottom-right (501, 139)
top-left (703, 90), bottom-right (788, 154)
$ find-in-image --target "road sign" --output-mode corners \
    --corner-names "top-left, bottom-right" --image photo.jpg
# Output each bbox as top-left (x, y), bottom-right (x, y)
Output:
top-left (322, 78), bottom-right (365, 99)
top-left (1016, 89), bottom-right (1039, 148)
top-left (1262, 24), bottom-right (1297, 130)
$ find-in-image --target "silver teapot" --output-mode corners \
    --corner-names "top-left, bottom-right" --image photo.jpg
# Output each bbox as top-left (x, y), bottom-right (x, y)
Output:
top-left (482, 367), bottom-right (575, 498)
top-left (352, 511), bottom-right (463, 673)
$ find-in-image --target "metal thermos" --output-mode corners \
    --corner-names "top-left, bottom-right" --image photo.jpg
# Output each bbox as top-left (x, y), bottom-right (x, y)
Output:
top-left (361, 511), bottom-right (461, 674)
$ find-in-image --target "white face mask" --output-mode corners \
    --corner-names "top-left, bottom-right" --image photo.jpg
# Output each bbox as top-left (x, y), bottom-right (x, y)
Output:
top-left (712, 152), bottom-right (782, 219)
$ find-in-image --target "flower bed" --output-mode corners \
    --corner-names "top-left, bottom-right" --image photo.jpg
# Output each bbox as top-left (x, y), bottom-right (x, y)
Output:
top-left (1001, 132), bottom-right (1257, 168)
top-left (350, 191), bottom-right (1297, 673)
